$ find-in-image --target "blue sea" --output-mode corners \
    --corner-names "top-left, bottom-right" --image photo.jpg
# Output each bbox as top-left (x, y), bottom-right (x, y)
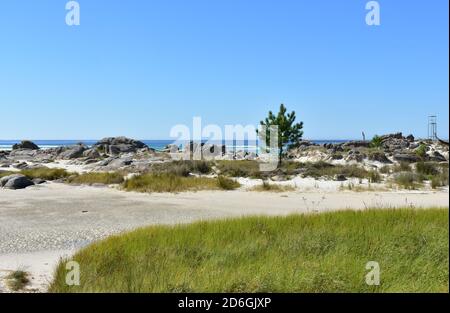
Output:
top-left (0, 139), bottom-right (350, 152)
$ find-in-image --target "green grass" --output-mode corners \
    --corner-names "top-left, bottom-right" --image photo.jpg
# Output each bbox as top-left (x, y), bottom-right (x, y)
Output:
top-left (415, 144), bottom-right (428, 159)
top-left (20, 167), bottom-right (69, 180)
top-left (217, 175), bottom-right (241, 190)
top-left (430, 171), bottom-right (449, 189)
top-left (367, 170), bottom-right (382, 183)
top-left (49, 208), bottom-right (448, 293)
top-left (122, 173), bottom-right (240, 193)
top-left (301, 162), bottom-right (369, 179)
top-left (416, 162), bottom-right (440, 176)
top-left (393, 172), bottom-right (424, 189)
top-left (216, 160), bottom-right (262, 178)
top-left (150, 160), bottom-right (212, 177)
top-left (251, 181), bottom-right (295, 192)
top-left (6, 270), bottom-right (30, 291)
top-left (0, 171), bottom-right (13, 178)
top-left (66, 172), bottom-right (125, 185)
top-left (393, 162), bottom-right (412, 173)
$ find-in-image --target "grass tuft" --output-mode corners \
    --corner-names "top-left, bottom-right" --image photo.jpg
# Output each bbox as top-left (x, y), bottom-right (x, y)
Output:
top-left (393, 172), bottom-right (423, 189)
top-left (251, 181), bottom-right (295, 192)
top-left (217, 176), bottom-right (240, 190)
top-left (6, 270), bottom-right (30, 291)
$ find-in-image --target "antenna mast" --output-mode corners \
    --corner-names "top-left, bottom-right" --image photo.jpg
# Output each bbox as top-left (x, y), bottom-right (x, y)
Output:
top-left (428, 115), bottom-right (437, 141)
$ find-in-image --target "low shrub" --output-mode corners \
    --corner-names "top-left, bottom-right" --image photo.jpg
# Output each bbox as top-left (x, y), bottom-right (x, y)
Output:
top-left (393, 172), bottom-right (423, 189)
top-left (416, 162), bottom-right (440, 176)
top-left (217, 176), bottom-right (240, 190)
top-left (368, 170), bottom-right (382, 183)
top-left (393, 162), bottom-right (412, 173)
top-left (379, 165), bottom-right (391, 174)
top-left (430, 171), bottom-right (449, 189)
top-left (415, 144), bottom-right (428, 159)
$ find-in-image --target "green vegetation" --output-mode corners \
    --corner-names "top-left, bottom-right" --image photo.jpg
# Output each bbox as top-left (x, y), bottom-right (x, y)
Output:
top-left (301, 162), bottom-right (369, 179)
top-left (379, 165), bottom-right (391, 174)
top-left (216, 160), bottom-right (373, 180)
top-left (370, 135), bottom-right (383, 148)
top-left (122, 173), bottom-right (240, 193)
top-left (20, 167), bottom-right (69, 180)
top-left (393, 172), bottom-right (424, 189)
top-left (216, 160), bottom-right (261, 178)
top-left (251, 181), bottom-right (295, 192)
top-left (415, 144), bottom-right (428, 159)
top-left (150, 160), bottom-right (212, 176)
top-left (259, 103), bottom-right (304, 164)
top-left (49, 209), bottom-right (449, 293)
top-left (0, 171), bottom-right (13, 178)
top-left (217, 176), bottom-right (240, 190)
top-left (67, 172), bottom-right (125, 185)
top-left (367, 170), bottom-right (382, 183)
top-left (6, 270), bottom-right (30, 291)
top-left (416, 162), bottom-right (440, 176)
top-left (393, 162), bottom-right (412, 173)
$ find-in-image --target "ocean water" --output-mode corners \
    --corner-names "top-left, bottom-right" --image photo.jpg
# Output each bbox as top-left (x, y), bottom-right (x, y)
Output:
top-left (0, 139), bottom-right (349, 152)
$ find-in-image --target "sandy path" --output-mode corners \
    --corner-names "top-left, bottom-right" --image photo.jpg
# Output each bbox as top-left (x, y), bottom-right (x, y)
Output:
top-left (0, 182), bottom-right (448, 292)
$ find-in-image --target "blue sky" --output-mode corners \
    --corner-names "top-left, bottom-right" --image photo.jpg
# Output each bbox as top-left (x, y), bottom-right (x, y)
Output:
top-left (0, 0), bottom-right (448, 140)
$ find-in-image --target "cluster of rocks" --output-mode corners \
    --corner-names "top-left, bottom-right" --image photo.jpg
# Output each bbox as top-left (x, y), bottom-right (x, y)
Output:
top-left (0, 137), bottom-right (166, 174)
top-left (288, 133), bottom-right (449, 165)
top-left (1, 133), bottom-right (448, 179)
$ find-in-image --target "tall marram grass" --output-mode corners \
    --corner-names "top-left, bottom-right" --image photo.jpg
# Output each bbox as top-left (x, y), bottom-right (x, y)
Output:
top-left (49, 208), bottom-right (449, 293)
top-left (122, 173), bottom-right (240, 193)
top-left (67, 172), bottom-right (125, 185)
top-left (20, 167), bottom-right (69, 180)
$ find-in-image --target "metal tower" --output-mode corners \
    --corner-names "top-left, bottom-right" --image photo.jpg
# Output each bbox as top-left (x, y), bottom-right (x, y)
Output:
top-left (428, 115), bottom-right (437, 140)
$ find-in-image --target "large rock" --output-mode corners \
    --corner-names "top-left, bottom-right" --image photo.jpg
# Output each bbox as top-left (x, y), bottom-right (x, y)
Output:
top-left (83, 148), bottom-right (101, 159)
top-left (368, 151), bottom-right (392, 163)
top-left (428, 151), bottom-right (447, 162)
top-left (345, 149), bottom-right (365, 162)
top-left (104, 157), bottom-right (133, 170)
top-left (0, 174), bottom-right (34, 189)
top-left (393, 153), bottom-right (420, 163)
top-left (93, 137), bottom-right (150, 156)
top-left (380, 133), bottom-right (410, 151)
top-left (342, 141), bottom-right (370, 148)
top-left (12, 140), bottom-right (39, 150)
top-left (58, 144), bottom-right (87, 159)
top-left (9, 149), bottom-right (39, 160)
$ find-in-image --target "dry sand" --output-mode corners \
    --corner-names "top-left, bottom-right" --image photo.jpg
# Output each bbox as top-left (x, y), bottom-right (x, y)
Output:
top-left (0, 182), bottom-right (448, 292)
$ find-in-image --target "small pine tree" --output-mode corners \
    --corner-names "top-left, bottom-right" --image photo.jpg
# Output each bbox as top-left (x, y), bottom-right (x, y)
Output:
top-left (259, 104), bottom-right (304, 164)
top-left (370, 135), bottom-right (383, 148)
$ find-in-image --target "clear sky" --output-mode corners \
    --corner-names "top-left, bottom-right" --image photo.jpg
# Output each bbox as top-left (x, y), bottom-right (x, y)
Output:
top-left (0, 0), bottom-right (448, 140)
